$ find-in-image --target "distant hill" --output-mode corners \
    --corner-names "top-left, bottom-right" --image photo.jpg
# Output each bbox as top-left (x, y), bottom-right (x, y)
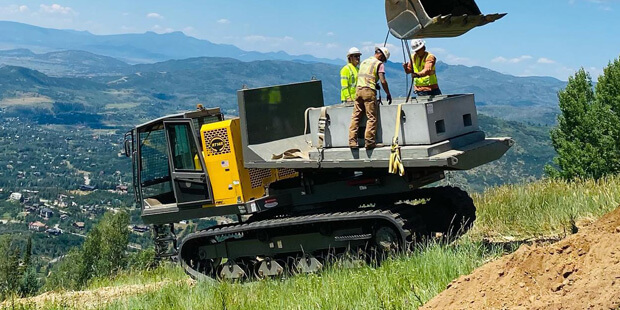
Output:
top-left (445, 114), bottom-right (555, 192)
top-left (0, 20), bottom-right (566, 124)
top-left (384, 62), bottom-right (565, 125)
top-left (0, 49), bottom-right (130, 76)
top-left (0, 21), bottom-right (341, 65)
top-left (0, 54), bottom-right (566, 125)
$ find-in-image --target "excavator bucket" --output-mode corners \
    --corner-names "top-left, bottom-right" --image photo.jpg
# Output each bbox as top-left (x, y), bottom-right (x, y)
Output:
top-left (385, 0), bottom-right (506, 39)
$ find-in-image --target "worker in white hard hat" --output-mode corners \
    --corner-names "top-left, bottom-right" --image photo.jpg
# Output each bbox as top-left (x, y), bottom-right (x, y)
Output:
top-left (348, 46), bottom-right (392, 149)
top-left (403, 39), bottom-right (442, 96)
top-left (340, 47), bottom-right (362, 104)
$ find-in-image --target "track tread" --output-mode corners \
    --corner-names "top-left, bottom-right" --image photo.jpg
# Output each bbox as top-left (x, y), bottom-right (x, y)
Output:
top-left (179, 186), bottom-right (475, 279)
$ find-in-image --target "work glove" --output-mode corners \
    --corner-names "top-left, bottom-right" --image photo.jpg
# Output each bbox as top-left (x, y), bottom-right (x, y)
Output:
top-left (386, 94), bottom-right (392, 105)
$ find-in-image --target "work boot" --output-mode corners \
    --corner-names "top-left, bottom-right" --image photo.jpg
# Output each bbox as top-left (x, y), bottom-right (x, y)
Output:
top-left (349, 144), bottom-right (360, 149)
top-left (365, 143), bottom-right (384, 149)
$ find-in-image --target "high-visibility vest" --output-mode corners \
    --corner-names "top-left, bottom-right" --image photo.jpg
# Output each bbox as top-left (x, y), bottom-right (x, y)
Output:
top-left (357, 57), bottom-right (382, 91)
top-left (413, 52), bottom-right (438, 87)
top-left (340, 63), bottom-right (358, 101)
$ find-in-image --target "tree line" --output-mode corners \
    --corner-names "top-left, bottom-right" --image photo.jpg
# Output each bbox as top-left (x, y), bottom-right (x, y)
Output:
top-left (546, 57), bottom-right (620, 180)
top-left (0, 211), bottom-right (156, 300)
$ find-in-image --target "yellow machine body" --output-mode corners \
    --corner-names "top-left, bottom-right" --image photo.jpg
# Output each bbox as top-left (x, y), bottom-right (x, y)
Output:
top-left (199, 118), bottom-right (298, 206)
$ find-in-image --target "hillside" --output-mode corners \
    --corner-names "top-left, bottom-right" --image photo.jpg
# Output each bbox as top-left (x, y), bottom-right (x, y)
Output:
top-left (445, 114), bottom-right (555, 192)
top-left (6, 177), bottom-right (620, 309)
top-left (0, 49), bottom-right (130, 77)
top-left (0, 51), bottom-right (565, 125)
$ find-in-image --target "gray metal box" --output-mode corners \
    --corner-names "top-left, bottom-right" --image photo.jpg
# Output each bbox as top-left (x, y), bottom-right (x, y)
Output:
top-left (307, 94), bottom-right (479, 148)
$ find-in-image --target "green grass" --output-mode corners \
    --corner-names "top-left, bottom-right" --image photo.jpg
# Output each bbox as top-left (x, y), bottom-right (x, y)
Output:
top-left (103, 242), bottom-right (504, 310)
top-left (20, 175), bottom-right (620, 310)
top-left (469, 176), bottom-right (620, 239)
top-left (86, 263), bottom-right (188, 290)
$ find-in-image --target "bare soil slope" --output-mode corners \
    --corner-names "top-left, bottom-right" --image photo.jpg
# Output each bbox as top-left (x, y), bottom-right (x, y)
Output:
top-left (422, 206), bottom-right (620, 310)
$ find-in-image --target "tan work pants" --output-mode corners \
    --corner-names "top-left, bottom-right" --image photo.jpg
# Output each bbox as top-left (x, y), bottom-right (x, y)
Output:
top-left (348, 87), bottom-right (378, 147)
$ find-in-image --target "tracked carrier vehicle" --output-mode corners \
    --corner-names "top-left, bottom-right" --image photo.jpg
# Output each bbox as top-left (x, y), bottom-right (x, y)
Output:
top-left (124, 0), bottom-right (509, 280)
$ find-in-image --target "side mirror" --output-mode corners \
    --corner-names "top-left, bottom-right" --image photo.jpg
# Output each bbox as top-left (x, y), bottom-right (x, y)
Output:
top-left (123, 131), bottom-right (133, 158)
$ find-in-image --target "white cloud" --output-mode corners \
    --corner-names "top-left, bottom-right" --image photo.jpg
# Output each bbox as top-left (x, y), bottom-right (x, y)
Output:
top-left (326, 32), bottom-right (335, 36)
top-left (217, 18), bottom-right (230, 24)
top-left (152, 25), bottom-right (174, 34)
top-left (0, 4), bottom-right (29, 14)
top-left (492, 55), bottom-right (533, 64)
top-left (39, 4), bottom-right (76, 15)
top-left (428, 47), bottom-right (447, 54)
top-left (304, 41), bottom-right (322, 47)
top-left (538, 57), bottom-right (556, 64)
top-left (360, 43), bottom-right (398, 57)
top-left (509, 55), bottom-right (533, 63)
top-left (147, 12), bottom-right (163, 19)
top-left (429, 47), bottom-right (477, 66)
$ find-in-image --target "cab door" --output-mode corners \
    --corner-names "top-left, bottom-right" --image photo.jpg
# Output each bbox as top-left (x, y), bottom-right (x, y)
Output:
top-left (163, 119), bottom-right (213, 207)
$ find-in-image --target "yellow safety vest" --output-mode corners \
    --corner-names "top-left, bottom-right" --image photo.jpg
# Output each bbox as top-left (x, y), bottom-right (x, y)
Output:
top-left (413, 52), bottom-right (438, 87)
top-left (357, 57), bottom-right (382, 91)
top-left (340, 63), bottom-right (358, 101)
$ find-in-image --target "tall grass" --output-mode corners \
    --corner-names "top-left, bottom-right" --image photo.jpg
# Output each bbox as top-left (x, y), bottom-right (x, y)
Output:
top-left (86, 262), bottom-right (187, 290)
top-left (103, 241), bottom-right (504, 310)
top-left (470, 176), bottom-right (620, 239)
top-left (21, 176), bottom-right (620, 309)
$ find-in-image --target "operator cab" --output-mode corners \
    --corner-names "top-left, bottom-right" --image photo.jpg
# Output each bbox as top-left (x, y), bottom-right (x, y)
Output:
top-left (124, 107), bottom-right (222, 220)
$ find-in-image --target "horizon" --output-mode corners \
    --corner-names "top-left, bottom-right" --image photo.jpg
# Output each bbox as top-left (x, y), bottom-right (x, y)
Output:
top-left (0, 19), bottom-right (582, 83)
top-left (0, 1), bottom-right (618, 81)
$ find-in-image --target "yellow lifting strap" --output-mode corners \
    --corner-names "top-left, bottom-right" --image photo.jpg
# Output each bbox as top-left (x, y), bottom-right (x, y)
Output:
top-left (389, 104), bottom-right (405, 176)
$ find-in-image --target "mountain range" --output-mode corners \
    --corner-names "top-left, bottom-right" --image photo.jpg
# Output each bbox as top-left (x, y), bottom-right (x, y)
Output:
top-left (0, 21), bottom-right (341, 65)
top-left (0, 21), bottom-right (567, 124)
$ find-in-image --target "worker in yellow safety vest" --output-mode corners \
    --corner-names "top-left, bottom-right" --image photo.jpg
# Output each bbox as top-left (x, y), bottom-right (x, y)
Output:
top-left (340, 47), bottom-right (362, 104)
top-left (348, 47), bottom-right (392, 149)
top-left (403, 39), bottom-right (442, 96)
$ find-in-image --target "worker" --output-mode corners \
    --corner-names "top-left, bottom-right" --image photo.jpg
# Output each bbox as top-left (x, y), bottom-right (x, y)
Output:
top-left (403, 39), bottom-right (441, 96)
top-left (348, 47), bottom-right (392, 149)
top-left (340, 47), bottom-right (362, 104)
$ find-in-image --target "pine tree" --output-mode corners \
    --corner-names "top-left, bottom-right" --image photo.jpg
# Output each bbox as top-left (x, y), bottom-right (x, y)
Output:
top-left (0, 236), bottom-right (21, 300)
top-left (23, 236), bottom-right (32, 268)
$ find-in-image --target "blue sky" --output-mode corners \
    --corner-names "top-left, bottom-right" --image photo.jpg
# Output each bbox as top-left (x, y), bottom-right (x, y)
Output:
top-left (0, 0), bottom-right (618, 80)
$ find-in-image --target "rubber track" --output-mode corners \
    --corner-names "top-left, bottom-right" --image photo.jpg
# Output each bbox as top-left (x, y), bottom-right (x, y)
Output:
top-left (179, 186), bottom-right (475, 279)
top-left (179, 209), bottom-right (411, 278)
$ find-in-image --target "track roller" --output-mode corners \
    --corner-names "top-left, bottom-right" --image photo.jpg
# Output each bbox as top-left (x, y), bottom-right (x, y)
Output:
top-left (256, 258), bottom-right (284, 278)
top-left (294, 254), bottom-right (323, 274)
top-left (218, 260), bottom-right (247, 280)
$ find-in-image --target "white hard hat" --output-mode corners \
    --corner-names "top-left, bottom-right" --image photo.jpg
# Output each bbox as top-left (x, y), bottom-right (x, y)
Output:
top-left (411, 39), bottom-right (425, 52)
top-left (375, 46), bottom-right (390, 62)
top-left (347, 47), bottom-right (362, 57)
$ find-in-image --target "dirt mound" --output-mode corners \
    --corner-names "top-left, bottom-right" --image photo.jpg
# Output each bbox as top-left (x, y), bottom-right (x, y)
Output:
top-left (422, 206), bottom-right (620, 310)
